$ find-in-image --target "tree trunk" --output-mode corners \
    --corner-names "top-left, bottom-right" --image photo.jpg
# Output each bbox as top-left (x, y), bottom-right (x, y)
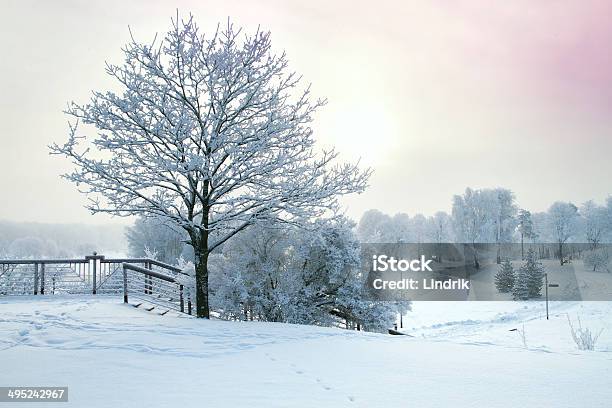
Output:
top-left (194, 231), bottom-right (210, 318)
top-left (195, 251), bottom-right (210, 318)
top-left (559, 242), bottom-right (563, 266)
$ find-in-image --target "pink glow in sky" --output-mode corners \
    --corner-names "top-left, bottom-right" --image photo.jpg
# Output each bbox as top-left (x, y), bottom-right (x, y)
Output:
top-left (1, 0), bottom-right (611, 224)
top-left (449, 1), bottom-right (612, 115)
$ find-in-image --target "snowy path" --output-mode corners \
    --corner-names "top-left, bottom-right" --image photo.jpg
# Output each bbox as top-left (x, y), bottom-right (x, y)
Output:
top-left (1, 296), bottom-right (611, 407)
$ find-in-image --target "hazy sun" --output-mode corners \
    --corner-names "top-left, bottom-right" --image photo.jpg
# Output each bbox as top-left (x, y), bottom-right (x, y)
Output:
top-left (320, 105), bottom-right (398, 167)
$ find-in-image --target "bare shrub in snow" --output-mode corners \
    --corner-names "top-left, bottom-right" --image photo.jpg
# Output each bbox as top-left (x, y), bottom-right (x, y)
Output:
top-left (567, 314), bottom-right (603, 351)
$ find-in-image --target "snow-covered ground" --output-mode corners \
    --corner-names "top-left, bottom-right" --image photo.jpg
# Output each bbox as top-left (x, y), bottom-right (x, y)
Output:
top-left (403, 300), bottom-right (612, 353)
top-left (1, 296), bottom-right (610, 407)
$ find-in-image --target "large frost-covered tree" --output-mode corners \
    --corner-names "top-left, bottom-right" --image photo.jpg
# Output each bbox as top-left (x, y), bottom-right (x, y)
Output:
top-left (530, 212), bottom-right (548, 243)
top-left (580, 200), bottom-right (609, 250)
top-left (429, 211), bottom-right (453, 244)
top-left (491, 188), bottom-right (517, 263)
top-left (356, 210), bottom-right (393, 243)
top-left (452, 188), bottom-right (496, 268)
top-left (547, 202), bottom-right (579, 265)
top-left (408, 213), bottom-right (429, 244)
top-left (50, 16), bottom-right (370, 317)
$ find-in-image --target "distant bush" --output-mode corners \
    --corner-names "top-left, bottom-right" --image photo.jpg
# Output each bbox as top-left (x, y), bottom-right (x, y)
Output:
top-left (584, 249), bottom-right (611, 273)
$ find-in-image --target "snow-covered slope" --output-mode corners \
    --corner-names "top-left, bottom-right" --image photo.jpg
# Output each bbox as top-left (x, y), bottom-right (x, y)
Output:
top-left (1, 296), bottom-right (610, 407)
top-left (403, 301), bottom-right (612, 353)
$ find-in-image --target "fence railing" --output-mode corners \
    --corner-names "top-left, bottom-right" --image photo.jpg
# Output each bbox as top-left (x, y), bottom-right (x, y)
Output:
top-left (122, 263), bottom-right (192, 315)
top-left (0, 253), bottom-right (192, 315)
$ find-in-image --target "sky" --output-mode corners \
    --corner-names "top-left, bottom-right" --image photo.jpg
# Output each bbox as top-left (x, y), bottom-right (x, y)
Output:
top-left (1, 0), bottom-right (612, 225)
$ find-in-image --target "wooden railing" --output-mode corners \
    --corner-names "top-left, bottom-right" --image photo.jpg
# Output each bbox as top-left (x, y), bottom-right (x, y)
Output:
top-left (122, 262), bottom-right (192, 315)
top-left (0, 254), bottom-right (192, 315)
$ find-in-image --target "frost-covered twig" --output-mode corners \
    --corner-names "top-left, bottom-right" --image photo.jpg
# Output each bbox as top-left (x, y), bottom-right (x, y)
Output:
top-left (567, 314), bottom-right (603, 351)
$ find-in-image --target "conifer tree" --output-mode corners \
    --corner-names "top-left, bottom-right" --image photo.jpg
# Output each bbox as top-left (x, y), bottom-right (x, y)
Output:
top-left (524, 249), bottom-right (545, 298)
top-left (513, 249), bottom-right (545, 300)
top-left (512, 265), bottom-right (530, 300)
top-left (495, 258), bottom-right (515, 293)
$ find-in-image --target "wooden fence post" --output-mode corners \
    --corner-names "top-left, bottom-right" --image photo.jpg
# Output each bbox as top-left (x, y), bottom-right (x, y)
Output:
top-left (146, 262), bottom-right (153, 294)
top-left (92, 257), bottom-right (97, 295)
top-left (179, 284), bottom-right (184, 313)
top-left (40, 263), bottom-right (45, 295)
top-left (33, 263), bottom-right (39, 295)
top-left (123, 264), bottom-right (128, 304)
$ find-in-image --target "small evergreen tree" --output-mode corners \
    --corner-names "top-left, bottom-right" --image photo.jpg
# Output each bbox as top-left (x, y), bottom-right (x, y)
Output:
top-left (495, 258), bottom-right (515, 293)
top-left (512, 264), bottom-right (530, 300)
top-left (513, 249), bottom-right (545, 300)
top-left (524, 249), bottom-right (545, 298)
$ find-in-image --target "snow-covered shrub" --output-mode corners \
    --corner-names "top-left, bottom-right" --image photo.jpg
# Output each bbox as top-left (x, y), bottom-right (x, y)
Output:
top-left (143, 247), bottom-right (159, 260)
top-left (495, 258), bottom-right (515, 293)
top-left (567, 314), bottom-right (603, 351)
top-left (175, 258), bottom-right (196, 306)
top-left (208, 254), bottom-right (251, 320)
top-left (584, 249), bottom-right (611, 273)
top-left (207, 217), bottom-right (407, 332)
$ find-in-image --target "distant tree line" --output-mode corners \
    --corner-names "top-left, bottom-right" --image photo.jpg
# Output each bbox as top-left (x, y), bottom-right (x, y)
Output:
top-left (356, 187), bottom-right (612, 268)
